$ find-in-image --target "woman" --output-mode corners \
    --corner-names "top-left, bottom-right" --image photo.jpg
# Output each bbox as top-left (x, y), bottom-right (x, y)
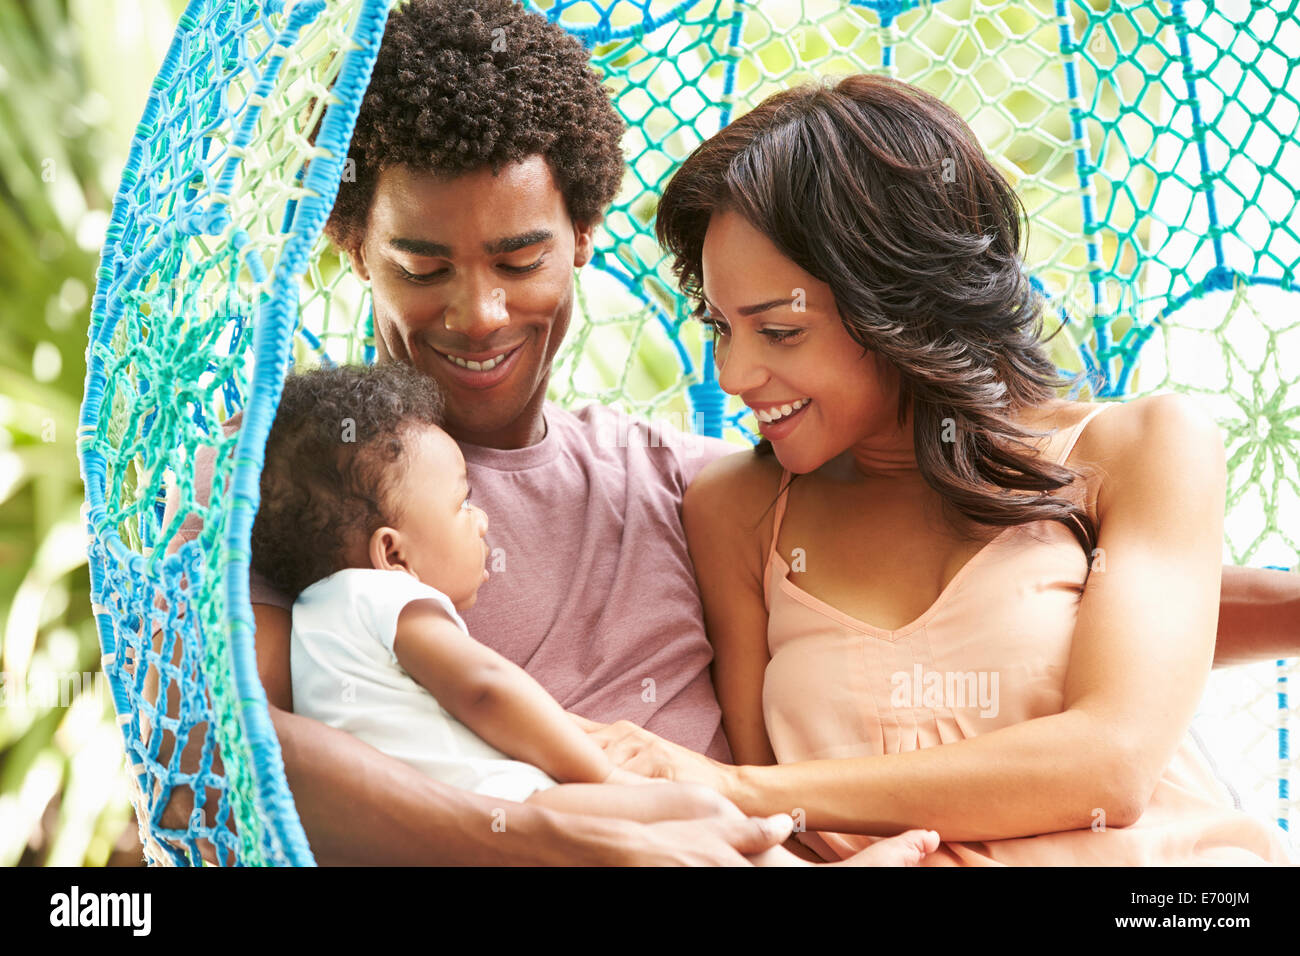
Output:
top-left (580, 74), bottom-right (1294, 864)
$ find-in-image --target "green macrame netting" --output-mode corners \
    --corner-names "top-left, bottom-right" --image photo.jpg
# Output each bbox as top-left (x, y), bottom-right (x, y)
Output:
top-left (79, 0), bottom-right (1298, 865)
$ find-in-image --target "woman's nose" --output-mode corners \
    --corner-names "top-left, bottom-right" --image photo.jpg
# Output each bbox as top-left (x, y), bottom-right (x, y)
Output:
top-left (714, 335), bottom-right (767, 397)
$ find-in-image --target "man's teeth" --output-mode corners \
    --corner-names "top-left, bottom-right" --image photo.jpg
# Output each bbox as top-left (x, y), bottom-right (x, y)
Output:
top-left (441, 348), bottom-right (512, 371)
top-left (755, 398), bottom-right (811, 423)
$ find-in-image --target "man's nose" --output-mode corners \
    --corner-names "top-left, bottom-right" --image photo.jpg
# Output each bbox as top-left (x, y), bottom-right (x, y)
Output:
top-left (714, 334), bottom-right (768, 398)
top-left (444, 276), bottom-right (510, 339)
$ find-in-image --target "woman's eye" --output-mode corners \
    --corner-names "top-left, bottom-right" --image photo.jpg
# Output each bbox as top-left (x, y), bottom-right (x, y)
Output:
top-left (699, 314), bottom-right (729, 337)
top-left (698, 311), bottom-right (801, 344)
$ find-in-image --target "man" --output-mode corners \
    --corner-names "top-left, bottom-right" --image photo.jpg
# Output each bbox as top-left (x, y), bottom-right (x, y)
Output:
top-left (170, 0), bottom-right (786, 865)
top-left (169, 0), bottom-right (1297, 864)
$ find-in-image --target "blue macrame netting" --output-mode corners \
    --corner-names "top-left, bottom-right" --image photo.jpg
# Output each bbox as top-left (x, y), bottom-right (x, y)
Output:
top-left (79, 0), bottom-right (1298, 865)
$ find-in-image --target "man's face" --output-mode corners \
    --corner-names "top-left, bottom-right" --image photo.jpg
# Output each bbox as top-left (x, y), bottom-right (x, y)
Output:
top-left (350, 156), bottom-right (596, 447)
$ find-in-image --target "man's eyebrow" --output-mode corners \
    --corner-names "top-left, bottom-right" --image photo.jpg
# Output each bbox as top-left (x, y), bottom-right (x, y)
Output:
top-left (389, 237), bottom-right (452, 257)
top-left (701, 294), bottom-right (800, 318)
top-left (388, 230), bottom-right (554, 258)
top-left (484, 229), bottom-right (553, 255)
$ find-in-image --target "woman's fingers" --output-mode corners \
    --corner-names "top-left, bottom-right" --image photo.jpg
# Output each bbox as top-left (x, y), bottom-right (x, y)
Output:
top-left (582, 719), bottom-right (704, 782)
top-left (601, 733), bottom-right (650, 768)
top-left (618, 748), bottom-right (672, 778)
top-left (588, 719), bottom-right (648, 752)
top-left (567, 711), bottom-right (605, 732)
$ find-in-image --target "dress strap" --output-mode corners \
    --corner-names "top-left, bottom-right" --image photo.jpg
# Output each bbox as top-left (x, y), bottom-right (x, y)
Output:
top-left (1055, 403), bottom-right (1114, 466)
top-left (762, 468), bottom-right (795, 585)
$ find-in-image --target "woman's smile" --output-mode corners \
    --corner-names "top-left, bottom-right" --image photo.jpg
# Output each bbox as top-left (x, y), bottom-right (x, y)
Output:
top-left (751, 397), bottom-right (814, 440)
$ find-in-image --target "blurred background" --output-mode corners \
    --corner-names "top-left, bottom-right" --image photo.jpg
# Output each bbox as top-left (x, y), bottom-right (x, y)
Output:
top-left (0, 0), bottom-right (191, 866)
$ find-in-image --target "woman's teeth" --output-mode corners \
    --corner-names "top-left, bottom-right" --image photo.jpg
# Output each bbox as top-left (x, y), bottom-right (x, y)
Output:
top-left (754, 398), bottom-right (812, 424)
top-left (441, 348), bottom-right (512, 371)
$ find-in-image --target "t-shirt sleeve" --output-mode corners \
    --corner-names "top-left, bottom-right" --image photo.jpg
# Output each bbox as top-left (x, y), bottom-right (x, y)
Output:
top-left (679, 433), bottom-right (743, 487)
top-left (351, 570), bottom-right (468, 665)
top-left (602, 404), bottom-right (744, 489)
top-left (249, 568), bottom-right (293, 609)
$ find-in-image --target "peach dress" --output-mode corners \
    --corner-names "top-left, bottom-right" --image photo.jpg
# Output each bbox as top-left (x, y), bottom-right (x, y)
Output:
top-left (761, 404), bottom-right (1295, 865)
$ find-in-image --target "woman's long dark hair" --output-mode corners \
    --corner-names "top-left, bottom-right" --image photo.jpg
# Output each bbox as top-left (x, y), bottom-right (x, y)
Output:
top-left (655, 73), bottom-right (1095, 554)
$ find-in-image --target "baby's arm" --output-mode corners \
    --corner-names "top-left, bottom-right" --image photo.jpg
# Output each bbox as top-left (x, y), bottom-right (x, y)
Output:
top-left (392, 599), bottom-right (616, 785)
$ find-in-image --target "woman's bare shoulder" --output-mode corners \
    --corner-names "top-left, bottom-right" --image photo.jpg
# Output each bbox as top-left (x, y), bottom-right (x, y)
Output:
top-left (683, 447), bottom-right (786, 527)
top-left (682, 448), bottom-right (787, 585)
top-left (1042, 394), bottom-right (1224, 523)
top-left (1049, 393), bottom-right (1219, 463)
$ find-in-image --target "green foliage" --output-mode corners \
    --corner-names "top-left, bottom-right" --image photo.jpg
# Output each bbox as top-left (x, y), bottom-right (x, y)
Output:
top-left (0, 0), bottom-right (191, 867)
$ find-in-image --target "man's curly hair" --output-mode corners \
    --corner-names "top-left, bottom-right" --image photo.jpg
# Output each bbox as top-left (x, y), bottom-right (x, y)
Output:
top-left (322, 0), bottom-right (627, 256)
top-left (251, 363), bottom-right (445, 600)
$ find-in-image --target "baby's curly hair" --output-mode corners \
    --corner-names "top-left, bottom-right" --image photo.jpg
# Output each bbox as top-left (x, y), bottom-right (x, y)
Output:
top-left (322, 0), bottom-right (627, 256)
top-left (251, 363), bottom-right (445, 600)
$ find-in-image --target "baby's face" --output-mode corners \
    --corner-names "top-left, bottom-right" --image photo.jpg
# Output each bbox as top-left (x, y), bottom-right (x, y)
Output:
top-left (368, 424), bottom-right (490, 611)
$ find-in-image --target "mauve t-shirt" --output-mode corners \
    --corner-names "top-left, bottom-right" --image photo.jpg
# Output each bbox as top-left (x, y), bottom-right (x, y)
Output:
top-left (176, 401), bottom-right (739, 762)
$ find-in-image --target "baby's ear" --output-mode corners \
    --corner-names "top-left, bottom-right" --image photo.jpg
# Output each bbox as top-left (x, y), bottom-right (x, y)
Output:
top-left (367, 525), bottom-right (406, 572)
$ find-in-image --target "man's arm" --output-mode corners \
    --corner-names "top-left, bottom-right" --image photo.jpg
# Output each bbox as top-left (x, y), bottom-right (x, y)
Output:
top-left (256, 602), bottom-right (790, 864)
top-left (1214, 565), bottom-right (1300, 667)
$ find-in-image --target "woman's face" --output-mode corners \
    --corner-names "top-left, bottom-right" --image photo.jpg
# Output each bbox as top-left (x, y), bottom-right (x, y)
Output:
top-left (699, 209), bottom-right (903, 474)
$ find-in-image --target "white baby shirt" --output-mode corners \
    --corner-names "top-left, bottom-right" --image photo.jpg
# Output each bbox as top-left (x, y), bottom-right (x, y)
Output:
top-left (290, 567), bottom-right (557, 803)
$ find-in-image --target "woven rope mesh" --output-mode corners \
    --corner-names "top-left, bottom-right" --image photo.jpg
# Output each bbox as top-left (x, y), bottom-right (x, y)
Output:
top-left (79, 0), bottom-right (1298, 865)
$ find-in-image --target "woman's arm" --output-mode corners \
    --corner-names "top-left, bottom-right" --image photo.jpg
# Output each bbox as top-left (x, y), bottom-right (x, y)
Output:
top-left (720, 394), bottom-right (1225, 839)
top-left (393, 599), bottom-right (615, 784)
top-left (604, 395), bottom-right (1226, 841)
top-left (684, 455), bottom-right (828, 857)
top-left (681, 452), bottom-right (781, 768)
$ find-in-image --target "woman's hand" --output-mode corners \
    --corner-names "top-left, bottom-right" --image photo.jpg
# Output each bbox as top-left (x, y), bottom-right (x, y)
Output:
top-left (570, 714), bottom-right (738, 798)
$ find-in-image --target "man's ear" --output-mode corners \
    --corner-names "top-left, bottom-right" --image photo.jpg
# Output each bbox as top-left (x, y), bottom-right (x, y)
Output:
top-left (347, 240), bottom-right (371, 282)
top-left (573, 220), bottom-right (596, 268)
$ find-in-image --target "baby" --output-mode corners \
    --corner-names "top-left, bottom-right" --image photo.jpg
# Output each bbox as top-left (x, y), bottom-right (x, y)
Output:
top-left (251, 362), bottom-right (936, 865)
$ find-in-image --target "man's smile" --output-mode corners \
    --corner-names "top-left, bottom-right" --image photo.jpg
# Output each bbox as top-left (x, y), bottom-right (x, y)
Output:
top-left (431, 341), bottom-right (525, 371)
top-left (426, 339), bottom-right (529, 390)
